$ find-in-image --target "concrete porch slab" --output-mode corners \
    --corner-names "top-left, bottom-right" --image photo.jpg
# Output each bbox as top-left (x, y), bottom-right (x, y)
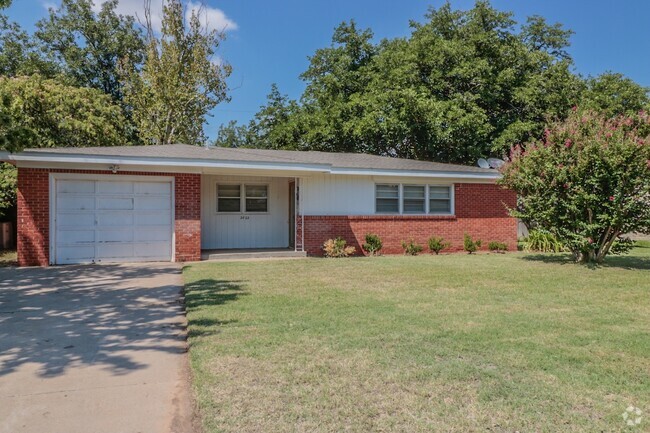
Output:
top-left (201, 248), bottom-right (307, 261)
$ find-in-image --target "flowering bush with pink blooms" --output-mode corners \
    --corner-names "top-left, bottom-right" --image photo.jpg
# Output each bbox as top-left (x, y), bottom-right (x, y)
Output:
top-left (499, 109), bottom-right (650, 263)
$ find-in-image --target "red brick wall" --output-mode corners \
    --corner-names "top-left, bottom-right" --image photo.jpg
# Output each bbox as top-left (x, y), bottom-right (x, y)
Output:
top-left (17, 169), bottom-right (50, 267)
top-left (17, 168), bottom-right (201, 266)
top-left (304, 183), bottom-right (517, 255)
top-left (174, 173), bottom-right (202, 262)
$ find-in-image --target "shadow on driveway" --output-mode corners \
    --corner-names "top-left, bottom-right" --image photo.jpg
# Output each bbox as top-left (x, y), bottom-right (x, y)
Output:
top-left (0, 264), bottom-right (185, 378)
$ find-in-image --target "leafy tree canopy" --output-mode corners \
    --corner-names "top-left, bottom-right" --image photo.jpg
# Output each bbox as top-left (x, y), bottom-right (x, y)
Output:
top-left (217, 1), bottom-right (586, 163)
top-left (0, 74), bottom-right (129, 152)
top-left (580, 72), bottom-right (649, 118)
top-left (218, 1), bottom-right (648, 166)
top-left (499, 109), bottom-right (650, 263)
top-left (35, 0), bottom-right (145, 103)
top-left (121, 0), bottom-right (231, 145)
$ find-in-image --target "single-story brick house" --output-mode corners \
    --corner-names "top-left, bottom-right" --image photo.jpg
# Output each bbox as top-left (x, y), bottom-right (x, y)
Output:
top-left (0, 145), bottom-right (516, 266)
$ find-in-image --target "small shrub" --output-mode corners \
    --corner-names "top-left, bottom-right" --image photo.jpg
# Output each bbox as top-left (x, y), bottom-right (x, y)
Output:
top-left (401, 239), bottom-right (423, 256)
top-left (428, 236), bottom-right (450, 255)
top-left (323, 237), bottom-right (356, 258)
top-left (488, 241), bottom-right (508, 253)
top-left (523, 230), bottom-right (565, 253)
top-left (362, 233), bottom-right (383, 256)
top-left (463, 233), bottom-right (482, 254)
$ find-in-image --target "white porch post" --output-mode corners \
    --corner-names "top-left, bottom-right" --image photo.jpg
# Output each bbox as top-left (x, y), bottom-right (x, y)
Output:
top-left (294, 177), bottom-right (304, 252)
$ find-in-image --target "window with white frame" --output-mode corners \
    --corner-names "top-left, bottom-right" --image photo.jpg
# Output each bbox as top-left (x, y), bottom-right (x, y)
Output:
top-left (375, 184), bottom-right (399, 213)
top-left (375, 183), bottom-right (453, 215)
top-left (403, 185), bottom-right (426, 214)
top-left (429, 185), bottom-right (452, 214)
top-left (217, 184), bottom-right (269, 213)
top-left (217, 184), bottom-right (241, 212)
top-left (245, 185), bottom-right (268, 212)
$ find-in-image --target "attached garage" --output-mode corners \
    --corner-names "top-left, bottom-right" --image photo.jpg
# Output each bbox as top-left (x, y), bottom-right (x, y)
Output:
top-left (51, 174), bottom-right (174, 264)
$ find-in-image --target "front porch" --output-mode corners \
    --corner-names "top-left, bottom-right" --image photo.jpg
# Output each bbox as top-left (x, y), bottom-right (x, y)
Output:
top-left (200, 174), bottom-right (305, 256)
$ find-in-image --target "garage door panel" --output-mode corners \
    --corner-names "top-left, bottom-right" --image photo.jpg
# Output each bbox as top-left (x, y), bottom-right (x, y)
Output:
top-left (97, 197), bottom-right (134, 210)
top-left (55, 177), bottom-right (173, 264)
top-left (96, 212), bottom-right (134, 226)
top-left (96, 229), bottom-right (134, 242)
top-left (57, 229), bottom-right (95, 244)
top-left (58, 196), bottom-right (95, 211)
top-left (96, 181), bottom-right (134, 194)
top-left (136, 212), bottom-right (171, 226)
top-left (57, 180), bottom-right (95, 194)
top-left (135, 228), bottom-right (171, 242)
top-left (136, 196), bottom-right (171, 210)
top-left (97, 243), bottom-right (135, 259)
top-left (135, 182), bottom-right (171, 195)
top-left (57, 212), bottom-right (95, 228)
top-left (134, 242), bottom-right (171, 257)
top-left (56, 246), bottom-right (95, 264)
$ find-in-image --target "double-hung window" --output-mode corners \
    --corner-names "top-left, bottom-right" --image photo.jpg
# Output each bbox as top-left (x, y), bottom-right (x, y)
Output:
top-left (217, 184), bottom-right (269, 213)
top-left (429, 185), bottom-right (452, 214)
top-left (245, 185), bottom-right (268, 213)
top-left (217, 184), bottom-right (241, 212)
top-left (375, 184), bottom-right (399, 213)
top-left (403, 185), bottom-right (426, 214)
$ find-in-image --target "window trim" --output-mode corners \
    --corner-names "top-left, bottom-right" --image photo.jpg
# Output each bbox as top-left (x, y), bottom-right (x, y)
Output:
top-left (244, 184), bottom-right (269, 214)
top-left (428, 184), bottom-right (454, 215)
top-left (374, 183), bottom-right (401, 214)
top-left (402, 184), bottom-right (426, 215)
top-left (374, 183), bottom-right (454, 216)
top-left (216, 182), bottom-right (271, 214)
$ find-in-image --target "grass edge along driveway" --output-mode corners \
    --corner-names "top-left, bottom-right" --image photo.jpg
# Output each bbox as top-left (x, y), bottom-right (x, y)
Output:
top-left (184, 246), bottom-right (650, 433)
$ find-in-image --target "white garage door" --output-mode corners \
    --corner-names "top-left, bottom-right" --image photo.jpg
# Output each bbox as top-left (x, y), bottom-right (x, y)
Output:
top-left (53, 176), bottom-right (173, 264)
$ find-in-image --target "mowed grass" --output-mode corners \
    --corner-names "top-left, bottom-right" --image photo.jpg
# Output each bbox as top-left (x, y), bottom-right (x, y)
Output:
top-left (184, 245), bottom-right (650, 433)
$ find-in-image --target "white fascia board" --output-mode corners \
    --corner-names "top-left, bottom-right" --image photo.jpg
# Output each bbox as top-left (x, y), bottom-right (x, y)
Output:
top-left (329, 167), bottom-right (501, 180)
top-left (8, 151), bottom-right (500, 180)
top-left (9, 153), bottom-right (332, 173)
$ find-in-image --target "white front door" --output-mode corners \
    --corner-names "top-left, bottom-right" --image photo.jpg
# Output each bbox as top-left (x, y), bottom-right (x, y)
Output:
top-left (53, 176), bottom-right (174, 264)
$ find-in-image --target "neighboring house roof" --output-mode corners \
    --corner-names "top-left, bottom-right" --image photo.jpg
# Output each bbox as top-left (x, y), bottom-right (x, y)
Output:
top-left (0, 144), bottom-right (501, 179)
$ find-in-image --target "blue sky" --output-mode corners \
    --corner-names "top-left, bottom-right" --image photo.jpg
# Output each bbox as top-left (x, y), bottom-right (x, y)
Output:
top-left (5, 0), bottom-right (650, 140)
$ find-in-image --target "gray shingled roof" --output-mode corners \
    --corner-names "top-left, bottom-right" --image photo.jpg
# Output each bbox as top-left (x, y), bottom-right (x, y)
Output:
top-left (22, 144), bottom-right (495, 174)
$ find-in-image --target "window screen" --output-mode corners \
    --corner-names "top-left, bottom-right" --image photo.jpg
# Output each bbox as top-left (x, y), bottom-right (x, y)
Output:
top-left (429, 186), bottom-right (452, 214)
top-left (217, 184), bottom-right (241, 212)
top-left (403, 185), bottom-right (425, 214)
top-left (245, 185), bottom-right (268, 212)
top-left (376, 184), bottom-right (399, 213)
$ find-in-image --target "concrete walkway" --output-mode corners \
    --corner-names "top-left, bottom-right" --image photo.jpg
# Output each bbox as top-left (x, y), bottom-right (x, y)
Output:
top-left (0, 263), bottom-right (193, 433)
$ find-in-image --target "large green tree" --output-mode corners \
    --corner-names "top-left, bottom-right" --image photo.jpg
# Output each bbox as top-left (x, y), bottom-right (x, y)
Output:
top-left (0, 75), bottom-right (129, 152)
top-left (580, 72), bottom-right (649, 118)
top-left (36, 0), bottom-right (145, 102)
top-left (0, 0), bottom-right (56, 77)
top-left (219, 1), bottom-right (584, 164)
top-left (122, 0), bottom-right (231, 145)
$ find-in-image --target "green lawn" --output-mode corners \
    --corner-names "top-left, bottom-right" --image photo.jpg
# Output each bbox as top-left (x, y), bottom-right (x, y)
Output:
top-left (0, 249), bottom-right (16, 267)
top-left (184, 245), bottom-right (650, 433)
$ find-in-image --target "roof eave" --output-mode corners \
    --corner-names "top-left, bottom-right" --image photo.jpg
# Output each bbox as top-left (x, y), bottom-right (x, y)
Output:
top-left (9, 151), bottom-right (500, 180)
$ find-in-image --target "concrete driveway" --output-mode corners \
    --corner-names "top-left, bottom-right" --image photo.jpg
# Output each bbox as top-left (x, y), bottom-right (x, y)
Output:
top-left (0, 263), bottom-right (193, 433)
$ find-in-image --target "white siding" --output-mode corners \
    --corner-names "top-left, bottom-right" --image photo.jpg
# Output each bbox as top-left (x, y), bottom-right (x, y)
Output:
top-left (201, 175), bottom-right (291, 249)
top-left (301, 174), bottom-right (375, 215)
top-left (301, 174), bottom-right (460, 216)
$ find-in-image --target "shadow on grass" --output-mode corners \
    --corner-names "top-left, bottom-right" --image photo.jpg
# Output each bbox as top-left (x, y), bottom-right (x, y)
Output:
top-left (520, 252), bottom-right (650, 270)
top-left (184, 278), bottom-right (248, 340)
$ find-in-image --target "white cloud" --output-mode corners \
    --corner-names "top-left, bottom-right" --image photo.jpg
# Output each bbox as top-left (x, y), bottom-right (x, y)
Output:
top-left (186, 1), bottom-right (237, 33)
top-left (83, 0), bottom-right (237, 33)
